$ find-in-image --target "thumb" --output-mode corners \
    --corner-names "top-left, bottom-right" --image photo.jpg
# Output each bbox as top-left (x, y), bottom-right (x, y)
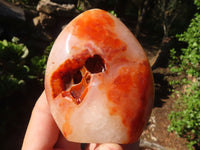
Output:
top-left (86, 143), bottom-right (123, 150)
top-left (96, 144), bottom-right (123, 150)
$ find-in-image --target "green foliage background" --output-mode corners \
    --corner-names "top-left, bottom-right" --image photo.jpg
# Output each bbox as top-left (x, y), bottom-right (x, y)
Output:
top-left (0, 37), bottom-right (29, 98)
top-left (168, 0), bottom-right (200, 149)
top-left (0, 37), bottom-right (50, 98)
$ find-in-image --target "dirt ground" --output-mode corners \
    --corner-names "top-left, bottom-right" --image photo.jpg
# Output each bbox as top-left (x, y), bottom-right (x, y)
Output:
top-left (140, 66), bottom-right (189, 150)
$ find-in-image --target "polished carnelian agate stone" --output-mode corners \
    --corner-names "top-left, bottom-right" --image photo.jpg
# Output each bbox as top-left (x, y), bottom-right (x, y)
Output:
top-left (45, 9), bottom-right (154, 144)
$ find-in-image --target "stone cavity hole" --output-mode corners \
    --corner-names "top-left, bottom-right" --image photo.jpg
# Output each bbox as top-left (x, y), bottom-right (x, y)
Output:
top-left (85, 54), bottom-right (106, 73)
top-left (73, 70), bottom-right (82, 84)
top-left (53, 54), bottom-right (105, 105)
top-left (68, 55), bottom-right (105, 105)
top-left (70, 55), bottom-right (105, 86)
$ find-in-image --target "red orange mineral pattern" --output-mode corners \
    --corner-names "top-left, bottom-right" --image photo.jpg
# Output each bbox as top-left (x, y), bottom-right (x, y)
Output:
top-left (45, 9), bottom-right (154, 144)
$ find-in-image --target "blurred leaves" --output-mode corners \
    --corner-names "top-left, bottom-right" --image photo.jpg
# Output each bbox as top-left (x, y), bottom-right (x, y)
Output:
top-left (0, 37), bottom-right (52, 98)
top-left (0, 37), bottom-right (29, 98)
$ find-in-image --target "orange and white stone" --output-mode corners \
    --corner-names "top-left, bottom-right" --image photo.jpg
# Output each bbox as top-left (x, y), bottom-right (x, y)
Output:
top-left (45, 9), bottom-right (154, 144)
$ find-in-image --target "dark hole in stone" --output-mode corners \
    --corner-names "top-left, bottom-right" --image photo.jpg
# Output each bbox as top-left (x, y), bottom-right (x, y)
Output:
top-left (85, 55), bottom-right (105, 73)
top-left (61, 72), bottom-right (72, 90)
top-left (73, 70), bottom-right (82, 84)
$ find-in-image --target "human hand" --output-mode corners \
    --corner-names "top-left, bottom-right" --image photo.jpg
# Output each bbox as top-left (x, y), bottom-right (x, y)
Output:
top-left (22, 91), bottom-right (139, 150)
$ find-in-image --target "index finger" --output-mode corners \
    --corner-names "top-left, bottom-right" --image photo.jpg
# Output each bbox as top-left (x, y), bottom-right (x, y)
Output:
top-left (22, 91), bottom-right (65, 150)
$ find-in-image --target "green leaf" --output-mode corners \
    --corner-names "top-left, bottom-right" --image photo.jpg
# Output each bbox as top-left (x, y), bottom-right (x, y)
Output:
top-left (21, 46), bottom-right (29, 59)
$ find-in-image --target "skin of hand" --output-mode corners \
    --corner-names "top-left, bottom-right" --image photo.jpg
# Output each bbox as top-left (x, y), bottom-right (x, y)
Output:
top-left (22, 91), bottom-right (139, 150)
